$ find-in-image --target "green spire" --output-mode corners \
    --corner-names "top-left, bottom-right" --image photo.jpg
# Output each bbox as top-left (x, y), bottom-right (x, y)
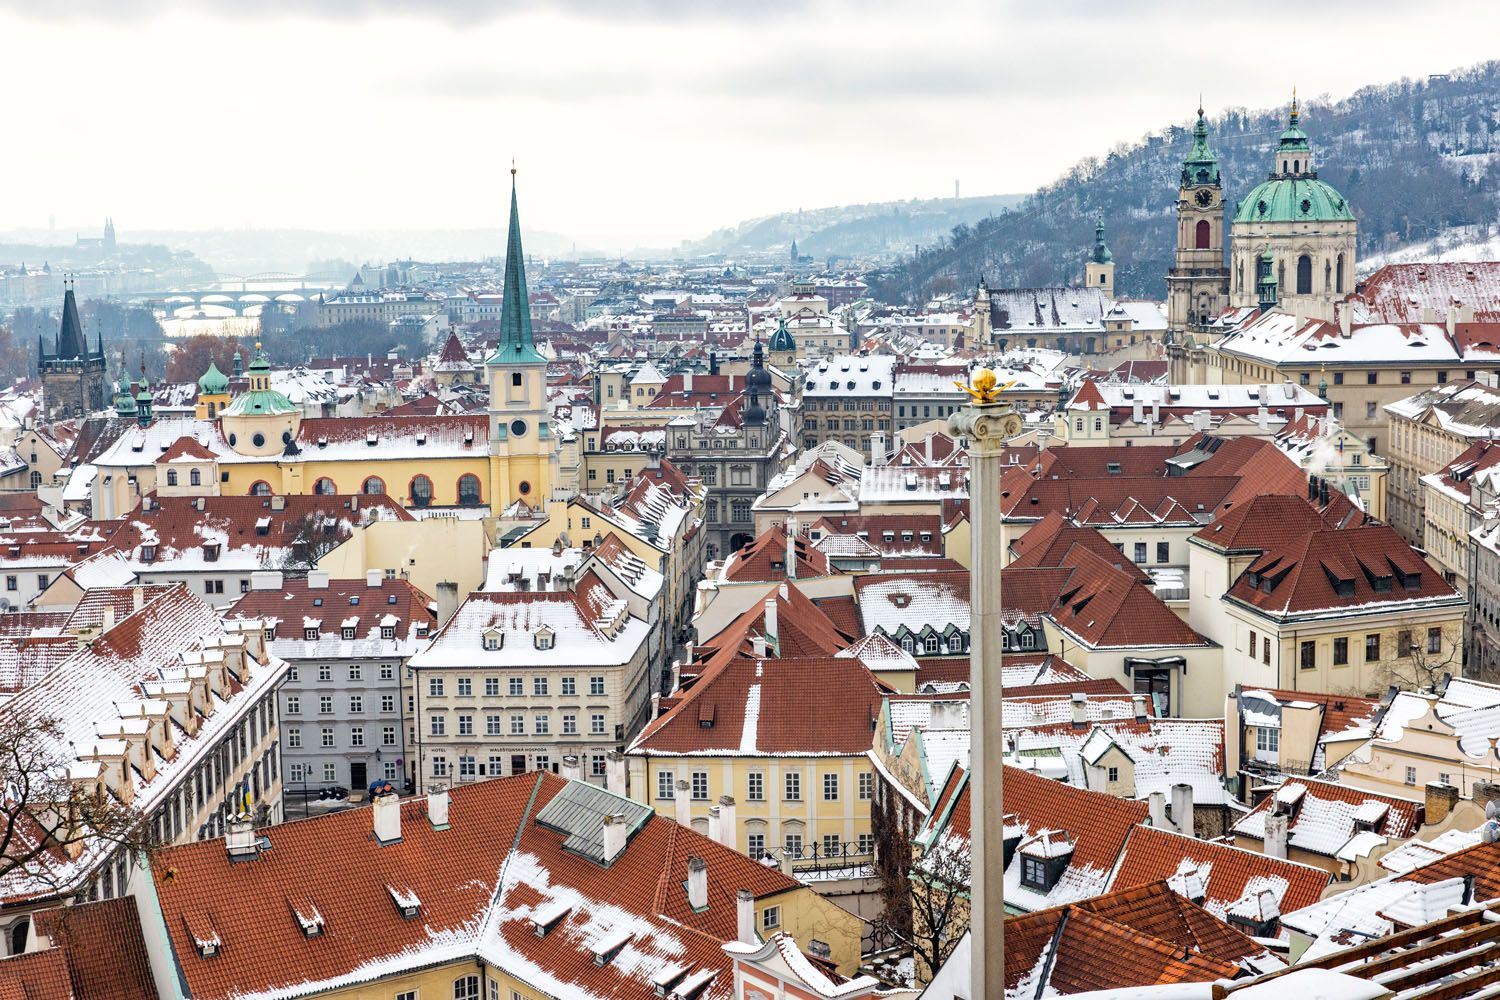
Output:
top-left (1181, 101), bottom-right (1220, 188)
top-left (1277, 89), bottom-right (1310, 155)
top-left (1090, 216), bottom-right (1112, 264)
top-left (489, 167), bottom-right (546, 366)
top-left (198, 360), bottom-right (229, 395)
top-left (769, 316), bottom-right (796, 353)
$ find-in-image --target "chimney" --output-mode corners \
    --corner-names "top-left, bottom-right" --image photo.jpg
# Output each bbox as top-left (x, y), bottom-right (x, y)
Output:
top-left (435, 582), bottom-right (460, 628)
top-left (1070, 693), bottom-right (1088, 729)
top-left (687, 856), bottom-right (708, 910)
top-left (1448, 302), bottom-right (1458, 339)
top-left (366, 568), bottom-right (383, 588)
top-left (132, 585), bottom-right (144, 613)
top-left (427, 786), bottom-right (450, 830)
top-left (675, 780), bottom-right (692, 827)
top-left (925, 433), bottom-right (934, 465)
top-left (224, 815), bottom-right (259, 861)
top-left (102, 604), bottom-right (116, 633)
top-left (717, 795), bottom-right (737, 849)
top-left (307, 571), bottom-right (329, 590)
top-left (372, 789), bottom-right (401, 845)
top-left (606, 751), bottom-right (627, 794)
top-left (763, 598), bottom-right (778, 655)
top-left (751, 635), bottom-right (767, 658)
top-left (601, 812), bottom-right (628, 866)
top-left (270, 495), bottom-right (286, 511)
top-left (1149, 790), bottom-right (1167, 830)
top-left (1426, 780), bottom-right (1460, 826)
top-left (1132, 694), bottom-right (1148, 722)
top-left (930, 700), bottom-right (967, 731)
top-left (1263, 811), bottom-right (1289, 859)
top-left (561, 754), bottom-right (582, 783)
top-left (1318, 478), bottom-right (1330, 507)
top-left (870, 431), bottom-right (886, 466)
top-left (707, 805), bottom-right (721, 844)
top-left (683, 371), bottom-right (693, 392)
top-left (736, 889), bottom-right (757, 944)
top-left (1132, 397), bottom-right (1144, 424)
top-left (250, 571), bottom-right (283, 591)
top-left (1337, 301), bottom-right (1352, 339)
top-left (785, 517), bottom-right (798, 581)
top-left (1170, 782), bottom-right (1194, 837)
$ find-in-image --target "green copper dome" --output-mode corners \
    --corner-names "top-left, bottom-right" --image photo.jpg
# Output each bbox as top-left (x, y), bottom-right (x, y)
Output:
top-left (769, 317), bottom-right (796, 352)
top-left (1235, 176), bottom-right (1354, 224)
top-left (1235, 96), bottom-right (1352, 225)
top-left (198, 360), bottom-right (229, 395)
top-left (1090, 217), bottom-right (1112, 264)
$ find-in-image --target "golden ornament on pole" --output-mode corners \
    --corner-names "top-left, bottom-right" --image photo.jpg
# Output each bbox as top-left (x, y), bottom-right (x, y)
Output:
top-left (954, 368), bottom-right (1016, 405)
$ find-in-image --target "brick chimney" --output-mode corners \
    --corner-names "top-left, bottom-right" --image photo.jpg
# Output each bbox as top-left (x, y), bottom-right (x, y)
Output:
top-left (1426, 781), bottom-right (1459, 826)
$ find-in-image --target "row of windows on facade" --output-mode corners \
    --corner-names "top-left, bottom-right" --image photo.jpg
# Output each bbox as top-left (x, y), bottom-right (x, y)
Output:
top-left (1234, 254), bottom-right (1347, 296)
top-left (245, 473), bottom-right (486, 507)
top-left (425, 675), bottom-right (608, 698)
top-left (1243, 627), bottom-right (1443, 668)
top-left (408, 969), bottom-right (645, 1000)
top-left (425, 751), bottom-right (608, 781)
top-left (287, 663), bottom-right (398, 684)
top-left (288, 759), bottom-right (401, 784)
top-left (705, 499), bottom-right (754, 523)
top-left (427, 712), bottom-right (610, 737)
top-left (892, 630), bottom-right (1037, 654)
top-left (287, 724), bottom-right (401, 749)
top-left (804, 418), bottom-right (889, 432)
top-left (655, 768), bottom-right (874, 803)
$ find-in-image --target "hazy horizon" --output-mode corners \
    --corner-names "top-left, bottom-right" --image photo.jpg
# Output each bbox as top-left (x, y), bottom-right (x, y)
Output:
top-left (3, 2), bottom-right (1500, 249)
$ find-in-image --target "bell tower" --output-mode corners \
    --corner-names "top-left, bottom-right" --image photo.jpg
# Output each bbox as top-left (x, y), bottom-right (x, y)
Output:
top-left (486, 167), bottom-right (553, 509)
top-left (1167, 103), bottom-right (1229, 334)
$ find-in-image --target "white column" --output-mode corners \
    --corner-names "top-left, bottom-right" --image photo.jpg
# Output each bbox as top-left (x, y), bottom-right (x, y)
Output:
top-left (950, 387), bottom-right (1020, 1000)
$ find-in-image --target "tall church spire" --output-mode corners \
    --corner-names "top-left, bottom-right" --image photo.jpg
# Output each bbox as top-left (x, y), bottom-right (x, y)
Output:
top-left (56, 280), bottom-right (85, 359)
top-left (1182, 103), bottom-right (1220, 188)
top-left (491, 166), bottom-right (545, 366)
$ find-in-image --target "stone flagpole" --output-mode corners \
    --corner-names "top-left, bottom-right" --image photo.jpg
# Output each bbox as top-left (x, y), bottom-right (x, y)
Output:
top-left (948, 369), bottom-right (1021, 999)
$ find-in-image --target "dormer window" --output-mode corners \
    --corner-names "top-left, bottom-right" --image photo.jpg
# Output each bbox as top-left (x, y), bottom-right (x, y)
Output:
top-left (535, 626), bottom-right (555, 651)
top-left (483, 628), bottom-right (503, 651)
top-left (382, 625), bottom-right (396, 639)
top-left (140, 545), bottom-right (157, 562)
top-left (341, 626), bottom-right (356, 640)
top-left (304, 627), bottom-right (320, 641)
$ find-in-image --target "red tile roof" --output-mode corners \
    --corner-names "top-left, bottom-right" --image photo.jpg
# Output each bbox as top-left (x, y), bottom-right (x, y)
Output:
top-left (154, 436), bottom-right (218, 463)
top-left (1359, 262), bottom-right (1500, 324)
top-left (720, 523), bottom-right (834, 582)
top-left (631, 654), bottom-right (887, 756)
top-left (1008, 512), bottom-right (1150, 581)
top-left (230, 576), bottom-right (435, 637)
top-left (1004, 880), bottom-right (1270, 994)
top-left (1233, 777), bottom-right (1423, 858)
top-left (1111, 825), bottom-right (1331, 919)
top-left (29, 896), bottom-right (157, 1000)
top-left (152, 773), bottom-right (803, 1000)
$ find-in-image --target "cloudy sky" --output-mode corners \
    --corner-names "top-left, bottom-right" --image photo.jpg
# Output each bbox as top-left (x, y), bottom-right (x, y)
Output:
top-left (1, 1), bottom-right (1498, 249)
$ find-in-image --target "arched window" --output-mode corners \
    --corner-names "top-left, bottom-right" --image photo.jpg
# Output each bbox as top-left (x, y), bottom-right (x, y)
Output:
top-left (453, 976), bottom-right (479, 1000)
top-left (900, 635), bottom-right (915, 653)
top-left (1336, 254), bottom-right (1346, 294)
top-left (362, 476), bottom-right (385, 495)
top-left (1296, 254), bottom-right (1313, 295)
top-left (410, 475), bottom-right (433, 508)
top-left (1292, 158), bottom-right (1300, 174)
top-left (166, 470), bottom-right (178, 487)
top-left (312, 477), bottom-right (337, 496)
top-left (924, 635), bottom-right (940, 654)
top-left (1093, 418), bottom-right (1102, 432)
top-left (458, 474), bottom-right (481, 506)
top-left (1195, 219), bottom-right (1211, 249)
top-left (190, 468), bottom-right (201, 486)
top-left (249, 480), bottom-right (272, 496)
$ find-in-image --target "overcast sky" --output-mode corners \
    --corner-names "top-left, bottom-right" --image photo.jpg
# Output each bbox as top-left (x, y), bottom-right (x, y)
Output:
top-left (2, 1), bottom-right (1498, 250)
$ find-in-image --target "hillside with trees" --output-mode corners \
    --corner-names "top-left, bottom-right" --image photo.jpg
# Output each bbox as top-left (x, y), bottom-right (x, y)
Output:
top-left (871, 62), bottom-right (1500, 303)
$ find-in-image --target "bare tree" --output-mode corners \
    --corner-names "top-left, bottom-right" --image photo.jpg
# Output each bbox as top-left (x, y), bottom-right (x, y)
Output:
top-left (1384, 623), bottom-right (1465, 692)
top-left (0, 708), bottom-right (151, 891)
top-left (871, 826), bottom-right (972, 983)
top-left (275, 513), bottom-right (346, 575)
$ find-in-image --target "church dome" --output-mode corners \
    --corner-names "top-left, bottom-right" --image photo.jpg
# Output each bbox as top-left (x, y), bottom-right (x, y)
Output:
top-left (768, 318), bottom-right (796, 353)
top-left (1235, 95), bottom-right (1354, 226)
top-left (198, 361), bottom-right (229, 395)
top-left (1235, 176), bottom-right (1354, 225)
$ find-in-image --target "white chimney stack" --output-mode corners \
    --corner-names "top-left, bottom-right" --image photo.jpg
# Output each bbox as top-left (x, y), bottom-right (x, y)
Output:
top-left (1070, 693), bottom-right (1088, 729)
top-left (675, 780), bottom-right (692, 828)
top-left (785, 518), bottom-right (798, 581)
top-left (717, 795), bottom-right (737, 849)
top-left (225, 815), bottom-right (258, 861)
top-left (1263, 811), bottom-right (1289, 859)
top-left (1170, 782), bottom-right (1194, 837)
top-left (687, 856), bottom-right (708, 911)
top-left (1148, 790), bottom-right (1167, 830)
top-left (132, 585), bottom-right (144, 612)
top-left (606, 751), bottom-right (627, 794)
top-left (102, 604), bottom-right (116, 633)
top-left (763, 598), bottom-right (778, 655)
top-left (427, 786), bottom-right (449, 830)
top-left (307, 570), bottom-right (329, 590)
top-left (561, 754), bottom-right (582, 783)
top-left (373, 790), bottom-right (401, 845)
top-left (707, 805), bottom-right (721, 844)
top-left (366, 568), bottom-right (383, 588)
top-left (1132, 695), bottom-right (1148, 722)
top-left (602, 812), bottom-right (628, 866)
top-left (737, 888), bottom-right (757, 944)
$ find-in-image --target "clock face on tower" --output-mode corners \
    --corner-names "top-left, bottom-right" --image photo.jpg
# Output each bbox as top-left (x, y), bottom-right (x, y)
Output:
top-left (1194, 188), bottom-right (1214, 208)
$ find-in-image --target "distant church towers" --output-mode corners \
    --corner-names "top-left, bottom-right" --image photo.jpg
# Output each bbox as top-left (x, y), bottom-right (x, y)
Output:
top-left (1084, 217), bottom-right (1115, 299)
top-left (103, 218), bottom-right (117, 254)
top-left (1167, 104), bottom-right (1230, 334)
top-left (39, 281), bottom-right (108, 421)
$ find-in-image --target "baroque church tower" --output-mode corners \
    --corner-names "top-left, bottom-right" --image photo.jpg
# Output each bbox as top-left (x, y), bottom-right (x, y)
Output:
top-left (486, 169), bottom-right (554, 509)
top-left (1167, 104), bottom-right (1230, 334)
